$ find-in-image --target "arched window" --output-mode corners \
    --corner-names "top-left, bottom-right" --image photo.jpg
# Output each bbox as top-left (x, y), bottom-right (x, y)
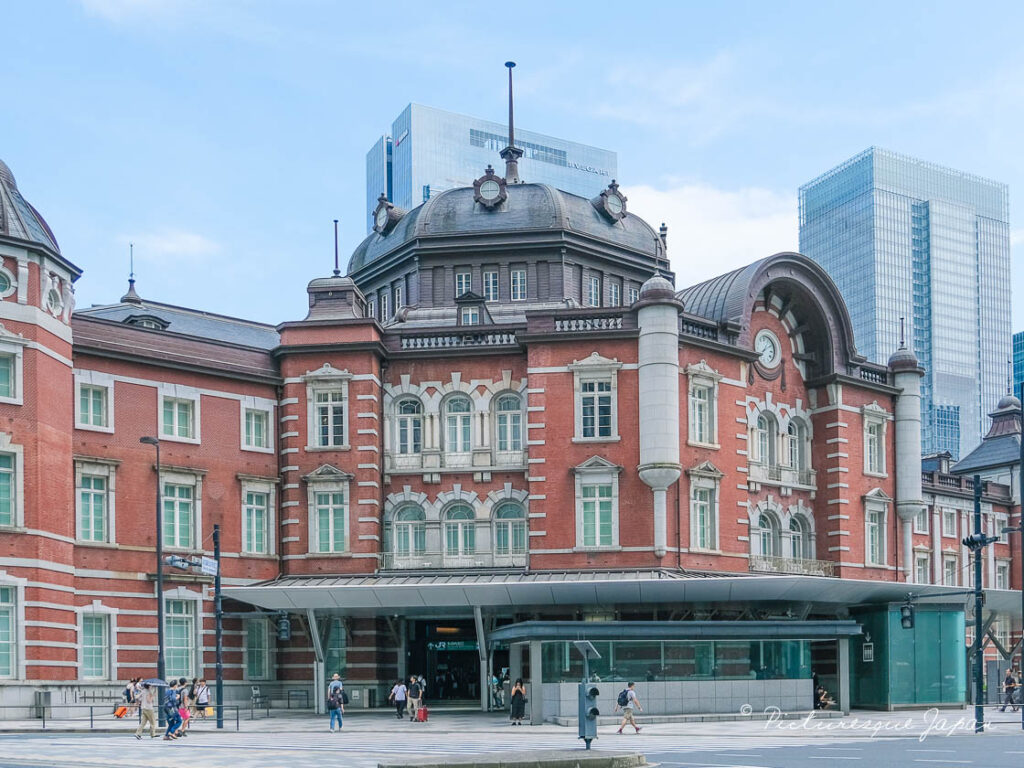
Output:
top-left (753, 414), bottom-right (777, 466)
top-left (445, 397), bottom-right (472, 454)
top-left (786, 421), bottom-right (806, 470)
top-left (444, 504), bottom-right (476, 556)
top-left (757, 510), bottom-right (781, 557)
top-left (392, 505), bottom-right (426, 556)
top-left (789, 516), bottom-right (811, 560)
top-left (493, 503), bottom-right (526, 556)
top-left (494, 394), bottom-right (522, 453)
top-left (396, 399), bottom-right (422, 455)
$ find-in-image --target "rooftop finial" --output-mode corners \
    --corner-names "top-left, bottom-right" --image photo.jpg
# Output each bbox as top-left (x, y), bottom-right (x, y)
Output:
top-left (898, 317), bottom-right (906, 350)
top-left (121, 242), bottom-right (143, 304)
top-left (499, 61), bottom-right (524, 184)
top-left (333, 219), bottom-right (340, 277)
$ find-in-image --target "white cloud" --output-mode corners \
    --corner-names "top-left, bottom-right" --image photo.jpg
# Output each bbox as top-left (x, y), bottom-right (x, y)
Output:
top-left (627, 183), bottom-right (798, 288)
top-left (123, 229), bottom-right (220, 263)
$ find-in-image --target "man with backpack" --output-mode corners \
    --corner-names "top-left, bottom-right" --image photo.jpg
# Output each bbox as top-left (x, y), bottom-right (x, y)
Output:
top-left (327, 673), bottom-right (345, 732)
top-left (613, 682), bottom-right (642, 734)
top-left (163, 680), bottom-right (182, 740)
top-left (407, 675), bottom-right (422, 721)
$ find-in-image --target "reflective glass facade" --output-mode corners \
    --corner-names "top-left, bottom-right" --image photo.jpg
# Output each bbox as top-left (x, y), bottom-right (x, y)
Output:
top-left (800, 148), bottom-right (1010, 458)
top-left (1014, 331), bottom-right (1024, 395)
top-left (365, 104), bottom-right (617, 232)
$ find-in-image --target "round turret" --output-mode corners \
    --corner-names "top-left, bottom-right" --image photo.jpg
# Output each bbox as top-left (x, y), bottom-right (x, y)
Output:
top-left (888, 346), bottom-right (920, 372)
top-left (995, 394), bottom-right (1021, 411)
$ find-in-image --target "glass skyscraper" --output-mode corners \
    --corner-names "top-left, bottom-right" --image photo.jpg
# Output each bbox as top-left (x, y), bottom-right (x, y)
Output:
top-left (365, 104), bottom-right (617, 232)
top-left (1013, 331), bottom-right (1024, 396)
top-left (799, 148), bottom-right (1010, 459)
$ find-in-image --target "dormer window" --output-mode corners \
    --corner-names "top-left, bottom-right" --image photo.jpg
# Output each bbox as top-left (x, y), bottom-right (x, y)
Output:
top-left (456, 291), bottom-right (489, 326)
top-left (125, 314), bottom-right (169, 331)
top-left (460, 307), bottom-right (480, 326)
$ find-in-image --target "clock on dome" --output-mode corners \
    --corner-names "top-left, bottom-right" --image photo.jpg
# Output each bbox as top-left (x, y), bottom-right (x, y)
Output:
top-left (754, 329), bottom-right (781, 369)
top-left (592, 180), bottom-right (627, 221)
top-left (472, 165), bottom-right (507, 209)
top-left (372, 193), bottom-right (401, 235)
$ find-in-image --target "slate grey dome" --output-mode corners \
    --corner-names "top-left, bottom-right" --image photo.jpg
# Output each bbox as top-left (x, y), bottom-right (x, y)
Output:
top-left (996, 393), bottom-right (1021, 411)
top-left (348, 182), bottom-right (666, 274)
top-left (0, 158), bottom-right (61, 255)
top-left (887, 346), bottom-right (920, 372)
top-left (638, 274), bottom-right (676, 302)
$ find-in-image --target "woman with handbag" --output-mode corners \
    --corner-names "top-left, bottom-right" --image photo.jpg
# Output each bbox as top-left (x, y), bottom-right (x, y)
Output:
top-left (509, 678), bottom-right (527, 725)
top-left (195, 678), bottom-right (211, 718)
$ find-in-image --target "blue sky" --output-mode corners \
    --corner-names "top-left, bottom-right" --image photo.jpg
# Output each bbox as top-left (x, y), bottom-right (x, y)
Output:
top-left (3, 0), bottom-right (1022, 327)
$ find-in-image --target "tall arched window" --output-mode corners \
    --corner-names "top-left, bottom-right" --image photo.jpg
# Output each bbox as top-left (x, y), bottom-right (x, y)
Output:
top-left (396, 399), bottom-right (423, 455)
top-left (753, 414), bottom-right (777, 466)
top-left (495, 393), bottom-right (522, 454)
top-left (444, 504), bottom-right (476, 556)
top-left (392, 505), bottom-right (426, 556)
top-left (757, 511), bottom-right (781, 557)
top-left (786, 421), bottom-right (806, 470)
top-left (493, 503), bottom-right (526, 556)
top-left (789, 516), bottom-right (810, 560)
top-left (445, 397), bottom-right (473, 454)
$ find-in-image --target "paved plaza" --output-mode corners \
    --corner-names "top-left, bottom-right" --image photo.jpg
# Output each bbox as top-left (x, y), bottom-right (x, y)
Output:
top-left (1, 708), bottom-right (1024, 767)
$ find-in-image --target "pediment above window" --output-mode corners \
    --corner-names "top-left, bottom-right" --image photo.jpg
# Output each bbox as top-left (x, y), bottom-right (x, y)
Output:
top-left (303, 464), bottom-right (355, 483)
top-left (569, 352), bottom-right (622, 372)
top-left (303, 363), bottom-right (353, 381)
top-left (573, 455), bottom-right (623, 475)
top-left (687, 460), bottom-right (724, 479)
top-left (863, 487), bottom-right (893, 503)
top-left (684, 360), bottom-right (723, 381)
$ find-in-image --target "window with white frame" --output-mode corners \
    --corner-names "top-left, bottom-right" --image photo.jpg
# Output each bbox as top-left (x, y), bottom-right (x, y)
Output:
top-left (690, 476), bottom-right (719, 552)
top-left (751, 413), bottom-right (777, 466)
top-left (609, 281), bottom-right (621, 307)
top-left (588, 275), bottom-right (601, 307)
top-left (913, 506), bottom-right (930, 534)
top-left (943, 555), bottom-right (958, 586)
top-left (396, 399), bottom-right (423, 455)
top-left (0, 338), bottom-right (24, 405)
top-left (394, 284), bottom-right (404, 311)
top-left (997, 560), bottom-right (1010, 590)
top-left (244, 408), bottom-right (271, 450)
top-left (510, 268), bottom-right (527, 301)
top-left (915, 553), bottom-right (931, 584)
top-left (493, 503), bottom-right (526, 556)
top-left (865, 505), bottom-right (886, 566)
top-left (786, 421), bottom-right (808, 470)
top-left (78, 384), bottom-right (109, 429)
top-left (996, 513), bottom-right (1009, 542)
top-left (76, 460), bottom-right (116, 543)
top-left (863, 410), bottom-right (887, 475)
top-left (494, 393), bottom-right (522, 454)
top-left (314, 491), bottom-right (347, 553)
top-left (483, 270), bottom-right (499, 302)
top-left (243, 490), bottom-right (269, 555)
top-left (0, 586), bottom-right (16, 678)
top-left (161, 395), bottom-right (197, 441)
top-left (390, 505), bottom-right (426, 556)
top-left (628, 286), bottom-right (639, 305)
top-left (315, 391), bottom-right (346, 448)
top-left (444, 504), bottom-right (476, 557)
top-left (942, 508), bottom-right (957, 538)
top-left (574, 458), bottom-right (621, 549)
top-left (245, 618), bottom-right (271, 680)
top-left (380, 292), bottom-right (390, 321)
top-left (755, 510), bottom-right (781, 557)
top-left (81, 613), bottom-right (110, 679)
top-left (455, 271), bottom-right (471, 297)
top-left (367, 297), bottom-right (376, 319)
top-left (689, 384), bottom-right (712, 445)
top-left (163, 482), bottom-right (195, 549)
top-left (460, 306), bottom-right (480, 325)
top-left (572, 355), bottom-right (621, 442)
top-left (305, 367), bottom-right (351, 451)
top-left (789, 516), bottom-right (812, 559)
top-left (444, 396), bottom-right (473, 454)
top-left (0, 443), bottom-right (21, 529)
top-left (164, 598), bottom-right (196, 678)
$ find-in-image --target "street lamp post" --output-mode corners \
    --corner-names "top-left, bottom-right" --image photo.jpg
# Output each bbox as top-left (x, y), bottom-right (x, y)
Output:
top-left (139, 436), bottom-right (165, 726)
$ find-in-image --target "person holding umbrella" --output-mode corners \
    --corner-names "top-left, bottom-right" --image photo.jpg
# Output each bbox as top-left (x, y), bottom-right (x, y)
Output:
top-left (134, 682), bottom-right (158, 739)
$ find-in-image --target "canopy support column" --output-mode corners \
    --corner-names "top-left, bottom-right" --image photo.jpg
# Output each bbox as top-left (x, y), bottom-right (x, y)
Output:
top-left (529, 639), bottom-right (542, 725)
top-left (307, 609), bottom-right (325, 714)
top-left (838, 636), bottom-right (850, 714)
top-left (474, 605), bottom-right (488, 712)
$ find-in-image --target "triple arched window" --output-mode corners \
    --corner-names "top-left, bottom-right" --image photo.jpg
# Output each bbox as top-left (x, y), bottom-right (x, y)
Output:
top-left (383, 501), bottom-right (527, 568)
top-left (750, 412), bottom-right (811, 480)
top-left (752, 508), bottom-right (814, 561)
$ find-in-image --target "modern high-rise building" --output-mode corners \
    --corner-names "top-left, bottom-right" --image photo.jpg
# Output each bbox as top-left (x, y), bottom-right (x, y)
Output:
top-left (1014, 331), bottom-right (1024, 396)
top-left (799, 148), bottom-right (1011, 459)
top-left (365, 103), bottom-right (617, 231)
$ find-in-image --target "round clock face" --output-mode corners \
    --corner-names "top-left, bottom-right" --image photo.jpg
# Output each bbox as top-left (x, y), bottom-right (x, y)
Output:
top-left (375, 207), bottom-right (389, 229)
top-left (46, 287), bottom-right (62, 315)
top-left (606, 193), bottom-right (623, 216)
top-left (755, 330), bottom-right (781, 368)
top-left (479, 179), bottom-right (501, 201)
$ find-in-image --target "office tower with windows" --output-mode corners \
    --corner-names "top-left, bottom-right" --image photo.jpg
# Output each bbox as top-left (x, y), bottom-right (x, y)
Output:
top-left (1014, 331), bottom-right (1024, 396)
top-left (365, 104), bottom-right (617, 232)
top-left (799, 148), bottom-right (1011, 459)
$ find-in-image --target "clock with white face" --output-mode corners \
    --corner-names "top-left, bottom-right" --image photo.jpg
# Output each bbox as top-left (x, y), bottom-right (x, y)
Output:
top-left (754, 329), bottom-right (781, 368)
top-left (479, 179), bottom-right (501, 202)
top-left (375, 206), bottom-right (389, 230)
top-left (605, 192), bottom-right (623, 215)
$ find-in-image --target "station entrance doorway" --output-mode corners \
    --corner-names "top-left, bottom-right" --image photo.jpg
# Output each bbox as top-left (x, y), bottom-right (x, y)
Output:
top-left (406, 620), bottom-right (507, 702)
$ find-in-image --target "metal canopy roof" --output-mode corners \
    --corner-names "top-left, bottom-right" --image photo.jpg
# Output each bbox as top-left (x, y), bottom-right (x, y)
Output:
top-left (489, 620), bottom-right (863, 643)
top-left (223, 569), bottom-right (1021, 618)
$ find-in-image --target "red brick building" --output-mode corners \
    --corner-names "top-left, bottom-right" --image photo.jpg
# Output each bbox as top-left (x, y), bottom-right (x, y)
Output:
top-left (0, 155), bottom-right (1017, 717)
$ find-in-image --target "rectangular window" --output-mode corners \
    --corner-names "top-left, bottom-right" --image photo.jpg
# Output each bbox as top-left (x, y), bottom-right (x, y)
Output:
top-left (394, 285), bottom-right (403, 310)
top-left (510, 269), bottom-right (527, 301)
top-left (588, 275), bottom-right (601, 307)
top-left (609, 282), bottom-right (621, 307)
top-left (316, 491), bottom-right (347, 552)
top-left (915, 554), bottom-right (930, 584)
top-left (316, 390), bottom-right (346, 447)
top-left (165, 599), bottom-right (195, 679)
top-left (455, 271), bottom-right (471, 297)
top-left (163, 483), bottom-right (194, 549)
top-left (79, 385), bottom-right (108, 428)
top-left (162, 397), bottom-right (195, 440)
top-left (692, 487), bottom-right (715, 550)
top-left (244, 409), bottom-right (269, 450)
top-left (0, 586), bottom-right (14, 677)
top-left (689, 385), bottom-right (712, 444)
top-left (367, 298), bottom-right (376, 319)
top-left (0, 354), bottom-right (14, 399)
top-left (380, 293), bottom-right (389, 321)
top-left (483, 271), bottom-right (499, 302)
top-left (943, 556), bottom-right (958, 586)
top-left (866, 509), bottom-right (884, 565)
top-left (942, 509), bottom-right (957, 538)
top-left (460, 306), bottom-right (480, 325)
top-left (997, 561), bottom-right (1010, 590)
top-left (0, 454), bottom-right (15, 527)
top-left (243, 491), bottom-right (268, 554)
top-left (78, 475), bottom-right (107, 543)
top-left (866, 422), bottom-right (883, 474)
top-left (246, 619), bottom-right (270, 680)
top-left (913, 507), bottom-right (929, 534)
top-left (581, 484), bottom-right (613, 547)
top-left (580, 380), bottom-right (613, 439)
top-left (628, 287), bottom-right (639, 305)
top-left (82, 614), bottom-right (109, 679)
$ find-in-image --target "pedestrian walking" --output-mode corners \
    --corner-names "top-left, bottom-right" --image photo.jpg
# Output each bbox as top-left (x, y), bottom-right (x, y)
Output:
top-left (327, 673), bottom-right (345, 732)
top-left (163, 681), bottom-right (182, 740)
top-left (176, 677), bottom-right (191, 736)
top-left (614, 682), bottom-right (642, 734)
top-left (389, 679), bottom-right (408, 719)
top-left (407, 675), bottom-right (422, 721)
top-left (509, 678), bottom-right (527, 725)
top-left (1001, 668), bottom-right (1019, 712)
top-left (134, 683), bottom-right (158, 739)
top-left (195, 678), bottom-right (210, 718)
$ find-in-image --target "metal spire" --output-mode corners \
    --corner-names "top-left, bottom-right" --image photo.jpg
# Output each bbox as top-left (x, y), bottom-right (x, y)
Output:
top-left (121, 242), bottom-right (142, 304)
top-left (333, 219), bottom-right (340, 277)
top-left (898, 317), bottom-right (906, 350)
top-left (499, 61), bottom-right (524, 184)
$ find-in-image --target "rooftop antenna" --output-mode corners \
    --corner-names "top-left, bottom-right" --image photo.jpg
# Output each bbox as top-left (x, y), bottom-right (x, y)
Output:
top-left (121, 241), bottom-right (142, 304)
top-left (1007, 358), bottom-right (1013, 395)
top-left (898, 317), bottom-right (906, 350)
top-left (499, 61), bottom-right (523, 184)
top-left (333, 219), bottom-right (340, 277)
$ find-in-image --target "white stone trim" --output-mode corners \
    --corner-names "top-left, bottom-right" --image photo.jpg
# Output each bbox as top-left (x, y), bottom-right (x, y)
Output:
top-left (570, 353), bottom-right (621, 443)
top-left (304, 465), bottom-right (353, 554)
top-left (73, 370), bottom-right (115, 434)
top-left (76, 600), bottom-right (118, 681)
top-left (572, 456), bottom-right (622, 549)
top-left (304, 364), bottom-right (352, 452)
top-left (74, 457), bottom-right (119, 545)
top-left (158, 384), bottom-right (202, 445)
top-left (239, 396), bottom-right (276, 454)
top-left (240, 476), bottom-right (277, 556)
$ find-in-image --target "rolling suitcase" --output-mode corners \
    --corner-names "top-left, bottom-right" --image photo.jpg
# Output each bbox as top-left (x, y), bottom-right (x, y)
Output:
top-left (114, 706), bottom-right (128, 718)
top-left (416, 706), bottom-right (428, 722)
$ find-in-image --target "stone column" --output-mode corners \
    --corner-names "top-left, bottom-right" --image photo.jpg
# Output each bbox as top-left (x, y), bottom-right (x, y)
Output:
top-left (932, 506), bottom-right (942, 584)
top-left (889, 348), bottom-right (924, 581)
top-left (838, 637), bottom-right (851, 714)
top-left (529, 639), bottom-right (543, 725)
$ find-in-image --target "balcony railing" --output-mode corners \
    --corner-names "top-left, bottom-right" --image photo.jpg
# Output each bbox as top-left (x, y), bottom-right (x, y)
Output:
top-left (749, 555), bottom-right (835, 577)
top-left (920, 471), bottom-right (1011, 500)
top-left (748, 464), bottom-right (816, 489)
top-left (399, 331), bottom-right (517, 350)
top-left (554, 315), bottom-right (623, 332)
top-left (379, 550), bottom-right (527, 571)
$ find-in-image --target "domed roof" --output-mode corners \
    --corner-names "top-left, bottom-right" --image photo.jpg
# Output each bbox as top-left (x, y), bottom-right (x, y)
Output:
top-left (887, 346), bottom-right (920, 372)
top-left (996, 394), bottom-right (1021, 411)
top-left (348, 183), bottom-right (665, 274)
top-left (0, 158), bottom-right (60, 255)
